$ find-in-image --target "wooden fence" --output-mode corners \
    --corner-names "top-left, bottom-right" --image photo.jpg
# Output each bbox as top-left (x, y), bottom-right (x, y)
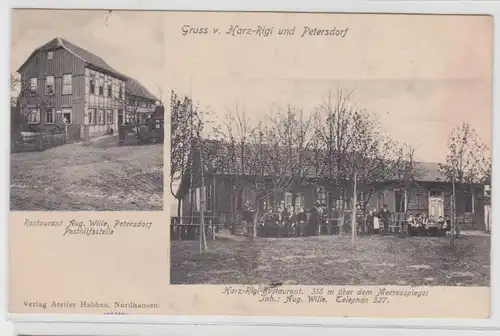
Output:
top-left (171, 216), bottom-right (225, 241)
top-left (12, 132), bottom-right (66, 153)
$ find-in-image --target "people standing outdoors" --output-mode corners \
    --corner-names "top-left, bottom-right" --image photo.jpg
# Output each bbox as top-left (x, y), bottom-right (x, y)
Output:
top-left (242, 201), bottom-right (255, 237)
top-left (366, 210), bottom-right (375, 234)
top-left (263, 208), bottom-right (276, 237)
top-left (373, 209), bottom-right (381, 234)
top-left (276, 202), bottom-right (287, 238)
top-left (286, 205), bottom-right (296, 237)
top-left (355, 203), bottom-right (363, 233)
top-left (306, 201), bottom-right (320, 237)
top-left (317, 203), bottom-right (325, 235)
top-left (444, 214), bottom-right (451, 234)
top-left (296, 208), bottom-right (307, 237)
top-left (379, 204), bottom-right (391, 233)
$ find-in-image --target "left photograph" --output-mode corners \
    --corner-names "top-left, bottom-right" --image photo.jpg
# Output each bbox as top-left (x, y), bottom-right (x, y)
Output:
top-left (10, 9), bottom-right (165, 211)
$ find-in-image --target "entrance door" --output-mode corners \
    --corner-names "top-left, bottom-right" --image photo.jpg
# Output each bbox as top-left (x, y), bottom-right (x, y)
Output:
top-left (429, 190), bottom-right (444, 218)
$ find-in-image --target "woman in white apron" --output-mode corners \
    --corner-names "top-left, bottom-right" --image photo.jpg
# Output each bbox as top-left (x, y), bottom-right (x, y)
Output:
top-left (373, 209), bottom-right (380, 234)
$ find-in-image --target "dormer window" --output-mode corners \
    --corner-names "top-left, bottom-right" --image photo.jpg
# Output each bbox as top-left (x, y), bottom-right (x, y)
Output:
top-left (47, 51), bottom-right (54, 60)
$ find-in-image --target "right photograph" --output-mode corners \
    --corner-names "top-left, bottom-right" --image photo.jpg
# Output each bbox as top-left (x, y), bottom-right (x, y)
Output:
top-left (168, 14), bottom-right (492, 287)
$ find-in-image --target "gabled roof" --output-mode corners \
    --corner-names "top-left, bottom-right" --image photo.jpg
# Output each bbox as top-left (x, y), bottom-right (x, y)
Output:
top-left (17, 37), bottom-right (160, 102)
top-left (126, 77), bottom-right (158, 101)
top-left (412, 162), bottom-right (446, 182)
top-left (181, 139), bottom-right (470, 182)
top-left (174, 139), bottom-right (489, 198)
top-left (17, 37), bottom-right (127, 80)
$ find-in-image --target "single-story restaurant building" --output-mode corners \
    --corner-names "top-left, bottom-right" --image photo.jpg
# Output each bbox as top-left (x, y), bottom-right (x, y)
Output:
top-left (175, 144), bottom-right (489, 232)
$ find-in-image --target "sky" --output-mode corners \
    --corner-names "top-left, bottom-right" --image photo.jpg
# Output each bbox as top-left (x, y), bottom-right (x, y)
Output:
top-left (165, 12), bottom-right (493, 165)
top-left (11, 9), bottom-right (165, 101)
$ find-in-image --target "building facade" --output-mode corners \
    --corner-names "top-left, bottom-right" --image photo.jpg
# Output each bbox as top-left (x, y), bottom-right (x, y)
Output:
top-left (16, 37), bottom-right (157, 140)
top-left (177, 159), bottom-right (489, 231)
top-left (124, 77), bottom-right (158, 125)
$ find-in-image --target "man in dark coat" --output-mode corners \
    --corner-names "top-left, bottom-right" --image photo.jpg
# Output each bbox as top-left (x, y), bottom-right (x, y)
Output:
top-left (276, 202), bottom-right (287, 238)
top-left (296, 208), bottom-right (307, 237)
top-left (306, 202), bottom-right (320, 236)
top-left (379, 204), bottom-right (391, 233)
top-left (263, 208), bottom-right (276, 237)
top-left (366, 210), bottom-right (375, 234)
top-left (242, 201), bottom-right (255, 236)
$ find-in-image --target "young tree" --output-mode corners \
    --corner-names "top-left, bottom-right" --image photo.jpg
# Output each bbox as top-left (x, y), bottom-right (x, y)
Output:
top-left (439, 122), bottom-right (491, 248)
top-left (392, 143), bottom-right (419, 236)
top-left (115, 96), bottom-right (142, 131)
top-left (313, 88), bottom-right (398, 243)
top-left (244, 122), bottom-right (298, 237)
top-left (217, 106), bottom-right (253, 234)
top-left (268, 104), bottom-right (316, 210)
top-left (11, 73), bottom-right (56, 132)
top-left (170, 91), bottom-right (196, 217)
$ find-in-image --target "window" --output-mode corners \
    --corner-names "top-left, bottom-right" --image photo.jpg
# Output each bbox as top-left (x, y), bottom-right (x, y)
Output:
top-left (317, 187), bottom-right (326, 206)
top-left (107, 79), bottom-right (112, 97)
top-left (45, 76), bottom-right (54, 95)
top-left (118, 109), bottom-right (124, 125)
top-left (62, 108), bottom-right (72, 124)
top-left (47, 51), bottom-right (54, 60)
top-left (335, 194), bottom-right (345, 210)
top-left (26, 107), bottom-right (40, 124)
top-left (99, 78), bottom-right (104, 96)
top-left (464, 192), bottom-right (474, 213)
top-left (29, 78), bottom-right (37, 94)
top-left (45, 107), bottom-right (54, 124)
top-left (206, 183), bottom-right (214, 212)
top-left (85, 108), bottom-right (95, 125)
top-left (429, 190), bottom-right (442, 198)
top-left (377, 192), bottom-right (386, 209)
top-left (194, 188), bottom-right (201, 212)
top-left (296, 193), bottom-right (305, 212)
top-left (284, 192), bottom-right (293, 209)
top-left (90, 78), bottom-right (96, 94)
top-left (106, 109), bottom-right (113, 124)
top-left (119, 85), bottom-right (123, 99)
top-left (62, 74), bottom-right (72, 94)
top-left (98, 109), bottom-right (105, 124)
top-left (395, 191), bottom-right (406, 213)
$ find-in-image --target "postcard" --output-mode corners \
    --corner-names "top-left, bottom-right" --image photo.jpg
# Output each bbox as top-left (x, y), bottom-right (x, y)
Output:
top-left (9, 9), bottom-right (492, 319)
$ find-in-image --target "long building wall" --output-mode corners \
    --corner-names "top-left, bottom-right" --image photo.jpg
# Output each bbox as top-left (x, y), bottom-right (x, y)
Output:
top-left (83, 68), bottom-right (125, 138)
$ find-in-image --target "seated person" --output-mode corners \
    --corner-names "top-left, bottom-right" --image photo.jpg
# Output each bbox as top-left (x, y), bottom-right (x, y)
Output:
top-left (427, 215), bottom-right (438, 237)
top-left (436, 216), bottom-right (446, 237)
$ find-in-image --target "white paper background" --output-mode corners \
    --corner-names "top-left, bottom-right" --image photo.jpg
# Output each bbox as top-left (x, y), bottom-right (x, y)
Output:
top-left (2, 0), bottom-right (500, 335)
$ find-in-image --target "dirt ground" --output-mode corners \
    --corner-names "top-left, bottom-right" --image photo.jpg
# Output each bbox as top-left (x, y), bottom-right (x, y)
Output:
top-left (170, 234), bottom-right (490, 286)
top-left (10, 136), bottom-right (163, 211)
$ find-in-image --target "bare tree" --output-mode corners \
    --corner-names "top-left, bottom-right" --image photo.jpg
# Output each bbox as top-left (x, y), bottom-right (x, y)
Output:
top-left (11, 73), bottom-right (56, 132)
top-left (115, 96), bottom-right (142, 131)
top-left (392, 143), bottom-right (419, 236)
top-left (268, 105), bottom-right (316, 210)
top-left (244, 122), bottom-right (297, 237)
top-left (313, 88), bottom-right (398, 244)
top-left (170, 91), bottom-right (194, 216)
top-left (217, 105), bottom-right (253, 234)
top-left (439, 122), bottom-right (491, 248)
